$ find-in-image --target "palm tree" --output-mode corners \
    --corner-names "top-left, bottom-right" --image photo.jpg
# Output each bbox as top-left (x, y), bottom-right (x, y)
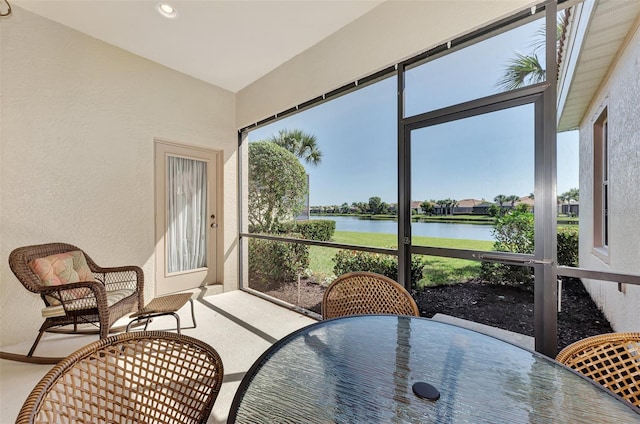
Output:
top-left (560, 188), bottom-right (579, 216)
top-left (494, 194), bottom-right (507, 207)
top-left (447, 199), bottom-right (459, 215)
top-left (434, 199), bottom-right (448, 215)
top-left (497, 12), bottom-right (567, 91)
top-left (497, 52), bottom-right (545, 90)
top-left (506, 194), bottom-right (520, 207)
top-left (268, 128), bottom-right (322, 166)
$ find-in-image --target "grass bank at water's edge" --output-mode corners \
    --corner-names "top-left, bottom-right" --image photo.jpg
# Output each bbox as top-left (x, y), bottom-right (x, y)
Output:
top-left (309, 231), bottom-right (494, 288)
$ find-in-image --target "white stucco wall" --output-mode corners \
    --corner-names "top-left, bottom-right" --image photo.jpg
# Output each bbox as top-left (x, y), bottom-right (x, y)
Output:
top-left (0, 7), bottom-right (238, 347)
top-left (579, 24), bottom-right (640, 331)
top-left (236, 0), bottom-right (533, 128)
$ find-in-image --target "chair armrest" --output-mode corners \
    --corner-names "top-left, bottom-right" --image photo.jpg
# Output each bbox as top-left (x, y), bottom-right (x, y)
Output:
top-left (40, 281), bottom-right (109, 314)
top-left (90, 265), bottom-right (144, 309)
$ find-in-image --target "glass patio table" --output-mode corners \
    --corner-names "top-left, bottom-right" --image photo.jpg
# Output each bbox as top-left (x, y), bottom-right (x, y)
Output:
top-left (228, 315), bottom-right (640, 423)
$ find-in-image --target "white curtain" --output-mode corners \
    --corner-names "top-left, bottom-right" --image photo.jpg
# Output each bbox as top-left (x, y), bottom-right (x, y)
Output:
top-left (167, 156), bottom-right (207, 273)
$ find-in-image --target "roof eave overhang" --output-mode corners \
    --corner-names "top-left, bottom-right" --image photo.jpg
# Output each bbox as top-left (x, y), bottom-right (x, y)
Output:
top-left (557, 0), bottom-right (640, 132)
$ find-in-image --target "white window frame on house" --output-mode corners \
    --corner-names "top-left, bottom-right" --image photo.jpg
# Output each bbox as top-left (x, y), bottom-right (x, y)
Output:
top-left (592, 104), bottom-right (609, 262)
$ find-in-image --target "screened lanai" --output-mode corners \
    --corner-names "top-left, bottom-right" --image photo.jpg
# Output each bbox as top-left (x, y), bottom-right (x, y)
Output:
top-left (2, 0), bottom-right (640, 421)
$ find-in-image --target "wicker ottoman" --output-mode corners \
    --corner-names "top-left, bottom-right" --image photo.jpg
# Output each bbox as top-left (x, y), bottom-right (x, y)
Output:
top-left (126, 293), bottom-right (196, 334)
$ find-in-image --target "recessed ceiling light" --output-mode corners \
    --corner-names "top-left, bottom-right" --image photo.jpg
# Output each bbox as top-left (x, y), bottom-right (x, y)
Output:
top-left (157, 3), bottom-right (178, 19)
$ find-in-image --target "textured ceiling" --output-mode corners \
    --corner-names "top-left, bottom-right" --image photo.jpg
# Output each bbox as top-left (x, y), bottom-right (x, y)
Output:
top-left (14, 0), bottom-right (383, 93)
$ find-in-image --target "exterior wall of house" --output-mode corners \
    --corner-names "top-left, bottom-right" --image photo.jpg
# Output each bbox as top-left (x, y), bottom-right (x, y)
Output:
top-left (0, 8), bottom-right (238, 346)
top-left (578, 24), bottom-right (640, 331)
top-left (235, 0), bottom-right (532, 128)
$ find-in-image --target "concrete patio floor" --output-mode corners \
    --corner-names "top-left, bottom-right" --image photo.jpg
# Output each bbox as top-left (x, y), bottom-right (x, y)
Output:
top-left (0, 290), bottom-right (317, 423)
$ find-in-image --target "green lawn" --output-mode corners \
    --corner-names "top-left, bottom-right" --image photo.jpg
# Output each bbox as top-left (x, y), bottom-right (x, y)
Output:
top-left (309, 231), bottom-right (494, 288)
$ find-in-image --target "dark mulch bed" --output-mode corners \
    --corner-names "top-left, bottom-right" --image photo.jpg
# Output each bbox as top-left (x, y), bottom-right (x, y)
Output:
top-left (415, 277), bottom-right (612, 351)
top-left (260, 277), bottom-right (612, 351)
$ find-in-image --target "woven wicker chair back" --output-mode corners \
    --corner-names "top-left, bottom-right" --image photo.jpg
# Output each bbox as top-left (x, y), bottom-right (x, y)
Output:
top-left (16, 331), bottom-right (224, 424)
top-left (556, 332), bottom-right (640, 407)
top-left (9, 243), bottom-right (102, 293)
top-left (322, 271), bottom-right (420, 319)
top-left (8, 242), bottom-right (144, 357)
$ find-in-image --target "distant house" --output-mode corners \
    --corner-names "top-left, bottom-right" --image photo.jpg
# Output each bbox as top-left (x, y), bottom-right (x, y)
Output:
top-left (472, 202), bottom-right (493, 215)
top-left (557, 0), bottom-right (640, 331)
top-left (454, 199), bottom-right (484, 214)
top-left (558, 201), bottom-right (579, 217)
top-left (517, 196), bottom-right (534, 207)
top-left (410, 201), bottom-right (423, 214)
top-left (516, 196), bottom-right (535, 213)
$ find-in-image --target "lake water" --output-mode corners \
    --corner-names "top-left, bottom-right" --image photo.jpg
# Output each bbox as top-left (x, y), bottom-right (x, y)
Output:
top-left (315, 215), bottom-right (495, 241)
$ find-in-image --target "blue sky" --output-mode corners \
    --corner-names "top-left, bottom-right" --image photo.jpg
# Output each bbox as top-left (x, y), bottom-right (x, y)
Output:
top-left (248, 17), bottom-right (579, 206)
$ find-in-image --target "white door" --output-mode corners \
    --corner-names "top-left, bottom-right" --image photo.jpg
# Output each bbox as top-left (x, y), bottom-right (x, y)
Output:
top-left (155, 140), bottom-right (219, 295)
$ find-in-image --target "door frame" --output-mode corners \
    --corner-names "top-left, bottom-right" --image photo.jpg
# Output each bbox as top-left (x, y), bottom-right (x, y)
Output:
top-left (154, 138), bottom-right (224, 296)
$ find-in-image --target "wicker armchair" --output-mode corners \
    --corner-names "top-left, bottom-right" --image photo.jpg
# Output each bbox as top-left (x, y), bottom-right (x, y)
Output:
top-left (556, 332), bottom-right (640, 407)
top-left (9, 242), bottom-right (144, 357)
top-left (322, 271), bottom-right (420, 319)
top-left (16, 331), bottom-right (224, 424)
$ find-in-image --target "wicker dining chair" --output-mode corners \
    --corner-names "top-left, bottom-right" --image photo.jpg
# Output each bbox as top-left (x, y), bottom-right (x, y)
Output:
top-left (9, 242), bottom-right (144, 357)
top-left (556, 332), bottom-right (640, 407)
top-left (322, 271), bottom-right (420, 319)
top-left (16, 331), bottom-right (224, 424)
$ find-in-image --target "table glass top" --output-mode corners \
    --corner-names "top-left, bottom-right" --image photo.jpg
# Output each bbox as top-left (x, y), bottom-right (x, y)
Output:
top-left (231, 315), bottom-right (640, 423)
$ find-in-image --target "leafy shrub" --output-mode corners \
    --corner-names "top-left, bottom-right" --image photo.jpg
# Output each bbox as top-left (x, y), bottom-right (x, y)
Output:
top-left (277, 220), bottom-right (335, 241)
top-left (557, 226), bottom-right (579, 266)
top-left (493, 209), bottom-right (535, 255)
top-left (488, 204), bottom-right (501, 217)
top-left (481, 210), bottom-right (579, 287)
top-left (248, 234), bottom-right (309, 291)
top-left (332, 250), bottom-right (425, 290)
top-left (252, 220), bottom-right (336, 241)
top-left (481, 210), bottom-right (534, 287)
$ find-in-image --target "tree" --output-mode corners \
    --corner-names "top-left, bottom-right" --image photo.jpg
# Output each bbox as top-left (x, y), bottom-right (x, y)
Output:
top-left (488, 204), bottom-right (501, 217)
top-left (559, 188), bottom-right (579, 215)
top-left (449, 199), bottom-right (459, 215)
top-left (498, 12), bottom-right (566, 91)
top-left (442, 198), bottom-right (458, 215)
top-left (434, 199), bottom-right (445, 215)
top-left (497, 52), bottom-right (545, 91)
top-left (506, 195), bottom-right (520, 207)
top-left (248, 142), bottom-right (308, 232)
top-left (420, 200), bottom-right (434, 215)
top-left (368, 196), bottom-right (383, 215)
top-left (268, 128), bottom-right (322, 166)
top-left (494, 194), bottom-right (507, 207)
top-left (432, 198), bottom-right (457, 215)
top-left (351, 201), bottom-right (367, 214)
